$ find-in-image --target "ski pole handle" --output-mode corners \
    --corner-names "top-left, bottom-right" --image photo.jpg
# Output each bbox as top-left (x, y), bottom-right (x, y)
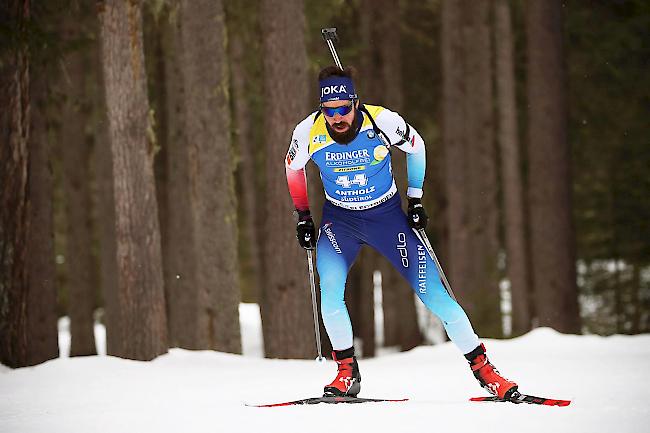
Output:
top-left (307, 249), bottom-right (323, 361)
top-left (321, 27), bottom-right (343, 70)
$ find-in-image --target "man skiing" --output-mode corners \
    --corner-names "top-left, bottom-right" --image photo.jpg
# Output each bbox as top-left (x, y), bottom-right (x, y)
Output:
top-left (285, 66), bottom-right (518, 400)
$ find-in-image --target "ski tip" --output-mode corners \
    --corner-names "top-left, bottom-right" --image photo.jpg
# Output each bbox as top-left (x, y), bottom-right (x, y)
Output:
top-left (469, 396), bottom-right (491, 402)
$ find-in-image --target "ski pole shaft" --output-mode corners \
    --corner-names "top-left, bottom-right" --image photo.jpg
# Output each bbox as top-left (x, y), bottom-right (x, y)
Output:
top-left (306, 249), bottom-right (323, 361)
top-left (321, 28), bottom-right (343, 70)
top-left (414, 228), bottom-right (458, 302)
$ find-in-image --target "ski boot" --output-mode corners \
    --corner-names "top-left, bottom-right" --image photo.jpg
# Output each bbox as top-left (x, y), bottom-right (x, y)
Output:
top-left (323, 348), bottom-right (361, 397)
top-left (465, 343), bottom-right (518, 399)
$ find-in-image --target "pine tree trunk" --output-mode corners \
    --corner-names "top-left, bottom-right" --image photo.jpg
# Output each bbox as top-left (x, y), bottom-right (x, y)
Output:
top-left (154, 2), bottom-right (198, 349)
top-left (526, 0), bottom-right (580, 333)
top-left (144, 6), bottom-right (170, 322)
top-left (260, 0), bottom-right (315, 359)
top-left (359, 0), bottom-right (381, 100)
top-left (95, 121), bottom-right (119, 355)
top-left (179, 0), bottom-right (241, 353)
top-left (442, 0), bottom-right (469, 310)
top-left (92, 17), bottom-right (120, 355)
top-left (495, 0), bottom-right (533, 336)
top-left (0, 1), bottom-right (31, 368)
top-left (442, 0), bottom-right (501, 338)
top-left (26, 50), bottom-right (59, 367)
top-left (463, 0), bottom-right (501, 338)
top-left (0, 0), bottom-right (58, 367)
top-left (98, 0), bottom-right (168, 360)
top-left (229, 22), bottom-right (263, 303)
top-left (631, 263), bottom-right (641, 334)
top-left (61, 9), bottom-right (98, 355)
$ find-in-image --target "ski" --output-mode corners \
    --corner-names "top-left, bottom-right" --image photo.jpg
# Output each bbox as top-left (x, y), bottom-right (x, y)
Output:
top-left (470, 391), bottom-right (570, 407)
top-left (246, 396), bottom-right (408, 408)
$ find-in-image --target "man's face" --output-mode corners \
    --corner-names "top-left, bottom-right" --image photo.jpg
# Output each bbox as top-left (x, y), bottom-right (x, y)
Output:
top-left (321, 99), bottom-right (358, 134)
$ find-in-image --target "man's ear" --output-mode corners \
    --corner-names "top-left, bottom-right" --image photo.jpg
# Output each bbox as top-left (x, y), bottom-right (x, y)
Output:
top-left (355, 99), bottom-right (360, 109)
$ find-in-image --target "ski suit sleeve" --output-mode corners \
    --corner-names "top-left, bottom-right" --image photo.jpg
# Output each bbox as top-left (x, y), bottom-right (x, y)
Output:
top-left (375, 108), bottom-right (426, 198)
top-left (285, 114), bottom-right (315, 211)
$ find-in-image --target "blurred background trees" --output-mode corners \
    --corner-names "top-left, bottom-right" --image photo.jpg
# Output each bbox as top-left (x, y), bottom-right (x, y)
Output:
top-left (1, 0), bottom-right (648, 368)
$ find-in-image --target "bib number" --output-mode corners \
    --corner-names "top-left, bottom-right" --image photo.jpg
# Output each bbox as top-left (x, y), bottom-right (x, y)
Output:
top-left (335, 174), bottom-right (368, 188)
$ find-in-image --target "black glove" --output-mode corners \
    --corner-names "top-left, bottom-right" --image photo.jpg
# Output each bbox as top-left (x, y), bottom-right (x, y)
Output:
top-left (407, 197), bottom-right (428, 230)
top-left (295, 210), bottom-right (316, 250)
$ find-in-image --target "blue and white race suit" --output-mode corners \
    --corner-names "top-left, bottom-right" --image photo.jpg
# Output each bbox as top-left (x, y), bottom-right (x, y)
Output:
top-left (286, 105), bottom-right (479, 354)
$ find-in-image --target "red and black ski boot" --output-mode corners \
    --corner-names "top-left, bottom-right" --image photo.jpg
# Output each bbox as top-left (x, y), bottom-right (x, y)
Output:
top-left (323, 348), bottom-right (361, 397)
top-left (465, 343), bottom-right (518, 399)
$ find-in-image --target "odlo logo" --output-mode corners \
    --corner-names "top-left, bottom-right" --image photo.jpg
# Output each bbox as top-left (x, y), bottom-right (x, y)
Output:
top-left (397, 232), bottom-right (408, 267)
top-left (321, 85), bottom-right (347, 97)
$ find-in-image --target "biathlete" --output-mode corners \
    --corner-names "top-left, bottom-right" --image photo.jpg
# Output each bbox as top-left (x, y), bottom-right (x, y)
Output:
top-left (285, 65), bottom-right (518, 400)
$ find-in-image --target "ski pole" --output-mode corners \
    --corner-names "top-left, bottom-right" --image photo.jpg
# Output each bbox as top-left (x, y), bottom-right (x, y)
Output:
top-left (320, 28), bottom-right (392, 151)
top-left (413, 228), bottom-right (458, 302)
top-left (306, 248), bottom-right (324, 362)
top-left (321, 28), bottom-right (343, 70)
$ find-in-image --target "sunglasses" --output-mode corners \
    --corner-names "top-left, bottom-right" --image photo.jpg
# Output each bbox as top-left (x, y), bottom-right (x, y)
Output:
top-left (321, 101), bottom-right (354, 117)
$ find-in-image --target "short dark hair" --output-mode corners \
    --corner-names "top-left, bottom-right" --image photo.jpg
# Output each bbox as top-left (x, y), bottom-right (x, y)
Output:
top-left (318, 65), bottom-right (358, 82)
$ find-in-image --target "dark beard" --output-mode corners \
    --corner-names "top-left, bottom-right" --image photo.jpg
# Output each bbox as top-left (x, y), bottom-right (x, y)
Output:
top-left (326, 109), bottom-right (361, 144)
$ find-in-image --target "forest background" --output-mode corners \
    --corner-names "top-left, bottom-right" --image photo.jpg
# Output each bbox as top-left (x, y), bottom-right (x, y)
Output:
top-left (1, 0), bottom-right (648, 368)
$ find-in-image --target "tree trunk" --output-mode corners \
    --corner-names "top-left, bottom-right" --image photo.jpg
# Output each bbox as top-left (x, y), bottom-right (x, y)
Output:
top-left (0, 0), bottom-right (59, 367)
top-left (179, 0), bottom-right (241, 353)
top-left (143, 6), bottom-right (170, 329)
top-left (26, 66), bottom-right (60, 367)
top-left (495, 0), bottom-right (532, 336)
top-left (631, 263), bottom-right (641, 334)
top-left (260, 0), bottom-right (315, 359)
top-left (154, 2), bottom-right (198, 349)
top-left (228, 17), bottom-right (263, 304)
top-left (442, 0), bottom-right (501, 338)
top-left (60, 8), bottom-right (98, 356)
top-left (0, 0), bottom-right (31, 368)
top-left (98, 0), bottom-right (168, 360)
top-left (463, 0), bottom-right (501, 338)
top-left (92, 15), bottom-right (120, 355)
top-left (442, 0), bottom-right (470, 322)
top-left (526, 0), bottom-right (580, 333)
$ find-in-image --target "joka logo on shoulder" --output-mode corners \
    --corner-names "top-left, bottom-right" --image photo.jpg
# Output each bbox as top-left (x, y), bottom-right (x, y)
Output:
top-left (312, 134), bottom-right (327, 144)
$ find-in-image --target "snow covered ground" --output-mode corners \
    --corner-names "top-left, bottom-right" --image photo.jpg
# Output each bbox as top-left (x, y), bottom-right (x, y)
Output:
top-left (2, 304), bottom-right (649, 433)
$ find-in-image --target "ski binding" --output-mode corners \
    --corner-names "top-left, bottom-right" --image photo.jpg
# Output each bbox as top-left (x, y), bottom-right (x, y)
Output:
top-left (470, 390), bottom-right (570, 407)
top-left (246, 395), bottom-right (408, 408)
